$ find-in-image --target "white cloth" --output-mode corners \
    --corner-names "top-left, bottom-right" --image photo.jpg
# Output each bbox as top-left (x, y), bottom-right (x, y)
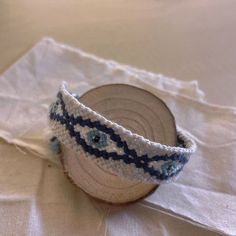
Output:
top-left (0, 38), bottom-right (235, 235)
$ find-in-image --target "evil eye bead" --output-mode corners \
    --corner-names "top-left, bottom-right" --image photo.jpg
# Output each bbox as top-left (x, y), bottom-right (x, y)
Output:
top-left (87, 130), bottom-right (108, 149)
top-left (161, 161), bottom-right (183, 178)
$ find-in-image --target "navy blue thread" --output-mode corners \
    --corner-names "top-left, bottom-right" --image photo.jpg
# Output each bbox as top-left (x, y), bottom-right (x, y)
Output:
top-left (58, 92), bottom-right (188, 164)
top-left (50, 92), bottom-right (188, 180)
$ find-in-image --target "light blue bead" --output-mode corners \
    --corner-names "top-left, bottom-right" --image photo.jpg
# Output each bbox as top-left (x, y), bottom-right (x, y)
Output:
top-left (161, 161), bottom-right (182, 177)
top-left (87, 130), bottom-right (108, 149)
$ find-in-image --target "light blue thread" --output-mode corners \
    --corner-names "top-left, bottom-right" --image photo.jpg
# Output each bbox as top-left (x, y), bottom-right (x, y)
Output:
top-left (49, 92), bottom-right (188, 180)
top-left (49, 137), bottom-right (61, 155)
top-left (161, 161), bottom-right (182, 177)
top-left (87, 130), bottom-right (108, 149)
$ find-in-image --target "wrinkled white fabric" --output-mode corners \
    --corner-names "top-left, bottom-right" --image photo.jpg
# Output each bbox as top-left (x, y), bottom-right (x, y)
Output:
top-left (0, 38), bottom-right (204, 160)
top-left (0, 38), bottom-right (235, 235)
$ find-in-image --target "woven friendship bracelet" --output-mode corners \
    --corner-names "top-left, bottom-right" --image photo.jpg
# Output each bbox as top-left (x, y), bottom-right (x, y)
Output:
top-left (49, 83), bottom-right (196, 184)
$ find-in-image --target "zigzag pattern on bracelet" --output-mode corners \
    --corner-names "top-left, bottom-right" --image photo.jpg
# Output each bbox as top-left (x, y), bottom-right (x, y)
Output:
top-left (48, 83), bottom-right (196, 183)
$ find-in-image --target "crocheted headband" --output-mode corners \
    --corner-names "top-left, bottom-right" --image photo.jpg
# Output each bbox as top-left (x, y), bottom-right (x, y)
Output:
top-left (49, 83), bottom-right (196, 185)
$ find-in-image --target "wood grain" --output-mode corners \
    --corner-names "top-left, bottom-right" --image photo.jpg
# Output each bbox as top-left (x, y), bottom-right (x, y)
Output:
top-left (61, 84), bottom-right (177, 204)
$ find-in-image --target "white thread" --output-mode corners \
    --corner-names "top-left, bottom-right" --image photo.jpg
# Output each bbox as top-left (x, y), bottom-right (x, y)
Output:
top-left (49, 83), bottom-right (196, 184)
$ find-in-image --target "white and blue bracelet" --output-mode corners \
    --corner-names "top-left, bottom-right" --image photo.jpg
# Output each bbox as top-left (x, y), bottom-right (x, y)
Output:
top-left (49, 83), bottom-right (196, 184)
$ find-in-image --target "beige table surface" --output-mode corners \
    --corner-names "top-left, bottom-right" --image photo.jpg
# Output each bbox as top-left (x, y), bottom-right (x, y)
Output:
top-left (1, 0), bottom-right (236, 106)
top-left (0, 1), bottom-right (235, 236)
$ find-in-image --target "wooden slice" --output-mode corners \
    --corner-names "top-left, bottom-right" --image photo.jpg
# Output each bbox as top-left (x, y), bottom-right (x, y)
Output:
top-left (61, 84), bottom-right (177, 204)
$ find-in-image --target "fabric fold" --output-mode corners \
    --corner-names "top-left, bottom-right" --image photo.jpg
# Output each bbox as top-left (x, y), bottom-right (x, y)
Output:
top-left (0, 38), bottom-right (235, 235)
